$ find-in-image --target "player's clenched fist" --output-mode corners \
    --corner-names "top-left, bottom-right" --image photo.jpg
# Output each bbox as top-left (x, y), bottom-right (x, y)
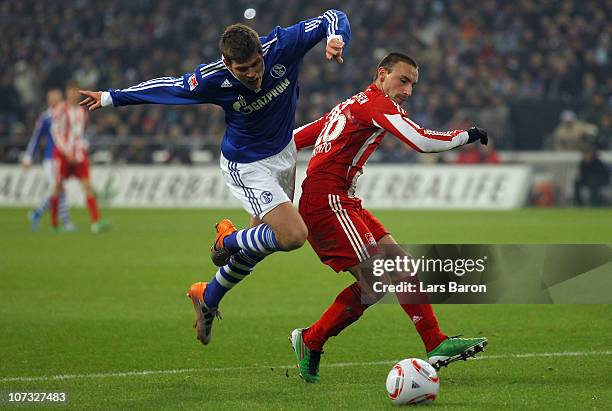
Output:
top-left (466, 127), bottom-right (488, 145)
top-left (79, 90), bottom-right (103, 111)
top-left (325, 37), bottom-right (345, 63)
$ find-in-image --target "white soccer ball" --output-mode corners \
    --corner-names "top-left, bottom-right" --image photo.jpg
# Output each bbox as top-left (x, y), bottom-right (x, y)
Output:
top-left (243, 8), bottom-right (256, 19)
top-left (386, 358), bottom-right (440, 405)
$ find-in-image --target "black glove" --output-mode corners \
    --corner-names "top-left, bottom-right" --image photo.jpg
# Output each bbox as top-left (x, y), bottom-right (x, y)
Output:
top-left (467, 127), bottom-right (488, 145)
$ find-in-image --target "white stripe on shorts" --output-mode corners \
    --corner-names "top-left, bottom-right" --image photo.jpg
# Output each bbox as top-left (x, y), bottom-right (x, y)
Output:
top-left (328, 194), bottom-right (369, 261)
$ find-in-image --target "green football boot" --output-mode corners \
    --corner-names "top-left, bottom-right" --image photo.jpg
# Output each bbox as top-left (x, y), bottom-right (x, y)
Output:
top-left (427, 335), bottom-right (488, 370)
top-left (91, 220), bottom-right (111, 234)
top-left (289, 328), bottom-right (322, 383)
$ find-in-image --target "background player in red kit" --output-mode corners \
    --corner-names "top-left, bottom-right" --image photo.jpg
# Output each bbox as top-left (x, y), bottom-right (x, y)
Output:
top-left (50, 82), bottom-right (109, 233)
top-left (290, 53), bottom-right (489, 383)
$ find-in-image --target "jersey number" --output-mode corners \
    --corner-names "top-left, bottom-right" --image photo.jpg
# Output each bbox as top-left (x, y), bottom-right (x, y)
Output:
top-left (315, 114), bottom-right (346, 147)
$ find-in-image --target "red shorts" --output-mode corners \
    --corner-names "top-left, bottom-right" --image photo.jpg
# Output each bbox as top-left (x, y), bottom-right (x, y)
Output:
top-left (299, 192), bottom-right (390, 272)
top-left (53, 153), bottom-right (90, 183)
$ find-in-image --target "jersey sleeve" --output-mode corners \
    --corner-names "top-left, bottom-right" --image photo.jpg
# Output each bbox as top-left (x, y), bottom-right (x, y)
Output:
top-left (368, 96), bottom-right (469, 153)
top-left (293, 115), bottom-right (327, 150)
top-left (275, 10), bottom-right (351, 60)
top-left (23, 114), bottom-right (50, 163)
top-left (107, 62), bottom-right (222, 107)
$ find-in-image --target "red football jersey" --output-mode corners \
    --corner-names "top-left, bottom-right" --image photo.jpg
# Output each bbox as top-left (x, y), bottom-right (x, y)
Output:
top-left (51, 102), bottom-right (89, 162)
top-left (295, 84), bottom-right (469, 195)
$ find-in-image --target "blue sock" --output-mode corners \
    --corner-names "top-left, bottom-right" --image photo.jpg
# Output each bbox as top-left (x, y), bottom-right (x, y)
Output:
top-left (33, 197), bottom-right (50, 218)
top-left (223, 224), bottom-right (282, 254)
top-left (204, 250), bottom-right (265, 307)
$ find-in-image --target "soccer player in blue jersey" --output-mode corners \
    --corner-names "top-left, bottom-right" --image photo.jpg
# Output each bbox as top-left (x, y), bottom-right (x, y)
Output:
top-left (22, 89), bottom-right (74, 232)
top-left (79, 10), bottom-right (350, 345)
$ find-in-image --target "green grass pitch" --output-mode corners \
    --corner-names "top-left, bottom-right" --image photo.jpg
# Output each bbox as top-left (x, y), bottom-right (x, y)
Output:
top-left (1, 208), bottom-right (611, 409)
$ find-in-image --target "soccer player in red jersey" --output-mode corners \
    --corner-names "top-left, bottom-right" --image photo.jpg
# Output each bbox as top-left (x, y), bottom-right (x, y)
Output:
top-left (50, 82), bottom-right (109, 233)
top-left (290, 53), bottom-right (489, 382)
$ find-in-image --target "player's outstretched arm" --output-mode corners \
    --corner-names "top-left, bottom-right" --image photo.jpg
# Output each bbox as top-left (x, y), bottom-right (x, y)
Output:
top-left (374, 112), bottom-right (490, 154)
top-left (391, 116), bottom-right (489, 153)
top-left (79, 69), bottom-right (215, 110)
top-left (367, 96), bottom-right (489, 153)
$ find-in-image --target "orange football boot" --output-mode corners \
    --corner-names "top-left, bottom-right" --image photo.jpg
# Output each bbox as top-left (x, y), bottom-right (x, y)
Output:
top-left (210, 219), bottom-right (237, 266)
top-left (187, 282), bottom-right (221, 345)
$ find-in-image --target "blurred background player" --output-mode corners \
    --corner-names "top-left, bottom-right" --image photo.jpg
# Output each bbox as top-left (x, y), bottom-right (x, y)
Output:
top-left (22, 89), bottom-right (75, 232)
top-left (574, 145), bottom-right (610, 206)
top-left (50, 82), bottom-right (108, 233)
top-left (79, 10), bottom-right (350, 345)
top-left (290, 53), bottom-right (488, 383)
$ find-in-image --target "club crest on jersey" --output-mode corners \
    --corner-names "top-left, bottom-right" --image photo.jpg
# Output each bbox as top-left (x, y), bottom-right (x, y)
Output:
top-left (188, 74), bottom-right (198, 91)
top-left (260, 191), bottom-right (273, 204)
top-left (270, 64), bottom-right (286, 78)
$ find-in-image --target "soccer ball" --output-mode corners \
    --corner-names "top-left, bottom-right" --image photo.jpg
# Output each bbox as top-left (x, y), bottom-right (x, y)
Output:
top-left (386, 358), bottom-right (439, 405)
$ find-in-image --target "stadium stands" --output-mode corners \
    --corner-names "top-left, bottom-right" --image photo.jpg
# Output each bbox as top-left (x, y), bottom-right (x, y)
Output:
top-left (0, 0), bottom-right (610, 163)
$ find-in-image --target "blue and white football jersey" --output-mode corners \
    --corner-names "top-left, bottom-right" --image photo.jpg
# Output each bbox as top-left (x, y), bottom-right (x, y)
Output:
top-left (107, 10), bottom-right (350, 163)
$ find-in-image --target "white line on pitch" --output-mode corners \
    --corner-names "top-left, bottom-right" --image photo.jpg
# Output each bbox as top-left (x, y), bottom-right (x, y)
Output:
top-left (1, 350), bottom-right (610, 383)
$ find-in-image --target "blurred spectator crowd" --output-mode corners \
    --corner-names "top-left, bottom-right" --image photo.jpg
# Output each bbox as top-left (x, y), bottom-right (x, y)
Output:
top-left (1, 0), bottom-right (610, 163)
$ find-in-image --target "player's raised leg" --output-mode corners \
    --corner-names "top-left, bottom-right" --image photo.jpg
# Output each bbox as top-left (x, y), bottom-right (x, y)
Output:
top-left (189, 141), bottom-right (307, 345)
top-left (204, 203), bottom-right (307, 308)
top-left (210, 141), bottom-right (305, 266)
top-left (200, 142), bottom-right (306, 307)
top-left (377, 235), bottom-right (488, 369)
top-left (376, 235), bottom-right (448, 353)
top-left (191, 206), bottom-right (305, 346)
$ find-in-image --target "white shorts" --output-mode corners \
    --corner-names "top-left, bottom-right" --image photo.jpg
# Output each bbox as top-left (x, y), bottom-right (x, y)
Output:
top-left (220, 140), bottom-right (297, 218)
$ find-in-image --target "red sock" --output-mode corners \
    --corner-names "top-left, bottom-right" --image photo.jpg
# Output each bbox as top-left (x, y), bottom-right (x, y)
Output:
top-left (303, 282), bottom-right (368, 352)
top-left (86, 196), bottom-right (100, 223)
top-left (50, 195), bottom-right (59, 227)
top-left (400, 303), bottom-right (447, 352)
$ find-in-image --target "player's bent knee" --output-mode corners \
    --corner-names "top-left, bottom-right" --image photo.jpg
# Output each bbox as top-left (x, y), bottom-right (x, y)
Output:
top-left (279, 233), bottom-right (307, 251)
top-left (277, 225), bottom-right (308, 250)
